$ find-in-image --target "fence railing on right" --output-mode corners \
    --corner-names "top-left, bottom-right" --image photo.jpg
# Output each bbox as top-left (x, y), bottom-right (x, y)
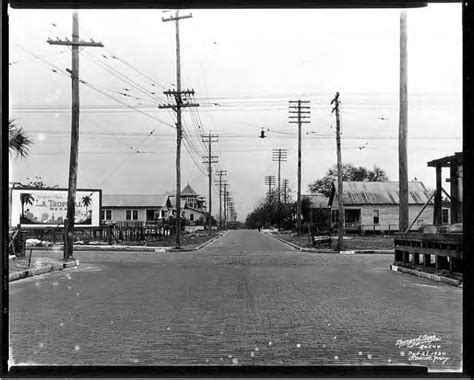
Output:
top-left (393, 230), bottom-right (463, 278)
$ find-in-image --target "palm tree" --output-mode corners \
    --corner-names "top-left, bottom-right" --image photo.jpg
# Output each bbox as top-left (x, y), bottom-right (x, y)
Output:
top-left (9, 119), bottom-right (32, 158)
top-left (20, 193), bottom-right (34, 218)
top-left (82, 195), bottom-right (92, 215)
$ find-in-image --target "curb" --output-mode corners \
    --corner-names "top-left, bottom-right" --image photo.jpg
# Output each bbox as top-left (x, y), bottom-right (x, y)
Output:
top-left (261, 231), bottom-right (334, 253)
top-left (29, 234), bottom-right (226, 253)
top-left (31, 245), bottom-right (161, 252)
top-left (262, 231), bottom-right (394, 254)
top-left (390, 264), bottom-right (462, 287)
top-left (194, 231), bottom-right (226, 251)
top-left (9, 260), bottom-right (80, 282)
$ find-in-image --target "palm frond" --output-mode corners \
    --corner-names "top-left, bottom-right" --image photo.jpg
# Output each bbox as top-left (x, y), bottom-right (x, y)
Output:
top-left (9, 119), bottom-right (32, 158)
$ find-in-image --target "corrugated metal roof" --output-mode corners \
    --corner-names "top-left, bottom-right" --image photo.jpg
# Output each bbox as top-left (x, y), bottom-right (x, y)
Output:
top-left (102, 194), bottom-right (171, 208)
top-left (302, 194), bottom-right (329, 208)
top-left (332, 181), bottom-right (431, 205)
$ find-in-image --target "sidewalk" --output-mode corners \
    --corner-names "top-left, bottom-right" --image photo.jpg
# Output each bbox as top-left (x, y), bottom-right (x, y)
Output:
top-left (262, 230), bottom-right (394, 254)
top-left (9, 257), bottom-right (79, 282)
top-left (10, 232), bottom-right (226, 282)
top-left (28, 231), bottom-right (226, 253)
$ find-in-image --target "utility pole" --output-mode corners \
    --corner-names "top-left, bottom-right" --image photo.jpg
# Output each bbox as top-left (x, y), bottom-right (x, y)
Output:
top-left (223, 184), bottom-right (228, 230)
top-left (47, 12), bottom-right (103, 261)
top-left (272, 149), bottom-right (288, 231)
top-left (202, 132), bottom-right (218, 235)
top-left (159, 10), bottom-right (198, 248)
top-left (215, 170), bottom-right (227, 229)
top-left (264, 175), bottom-right (275, 196)
top-left (331, 92), bottom-right (344, 251)
top-left (289, 100), bottom-right (310, 234)
top-left (399, 10), bottom-right (409, 232)
top-left (282, 179), bottom-right (289, 204)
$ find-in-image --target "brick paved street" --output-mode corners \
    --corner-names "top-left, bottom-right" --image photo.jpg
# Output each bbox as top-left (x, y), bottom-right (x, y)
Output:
top-left (9, 230), bottom-right (462, 371)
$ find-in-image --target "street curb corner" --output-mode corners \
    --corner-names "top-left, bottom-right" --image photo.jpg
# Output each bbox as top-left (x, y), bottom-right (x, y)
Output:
top-left (390, 264), bottom-right (462, 287)
top-left (9, 259), bottom-right (80, 282)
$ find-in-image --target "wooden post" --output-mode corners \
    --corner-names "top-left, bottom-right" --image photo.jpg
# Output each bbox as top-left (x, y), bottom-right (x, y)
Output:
top-left (406, 190), bottom-right (436, 232)
top-left (450, 162), bottom-right (459, 223)
top-left (398, 11), bottom-right (409, 233)
top-left (434, 165), bottom-right (442, 225)
top-left (160, 11), bottom-right (197, 248)
top-left (47, 13), bottom-right (103, 260)
top-left (330, 92), bottom-right (344, 251)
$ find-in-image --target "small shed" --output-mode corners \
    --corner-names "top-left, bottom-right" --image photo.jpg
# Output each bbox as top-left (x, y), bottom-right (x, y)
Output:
top-left (301, 194), bottom-right (331, 230)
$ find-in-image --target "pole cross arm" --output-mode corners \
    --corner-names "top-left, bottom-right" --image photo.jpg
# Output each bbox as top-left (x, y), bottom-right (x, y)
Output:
top-left (47, 39), bottom-right (104, 47)
top-left (162, 13), bottom-right (193, 22)
top-left (158, 104), bottom-right (177, 112)
top-left (164, 89), bottom-right (195, 96)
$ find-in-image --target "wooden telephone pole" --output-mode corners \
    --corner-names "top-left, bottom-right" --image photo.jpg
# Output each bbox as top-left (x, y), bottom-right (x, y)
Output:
top-left (331, 92), bottom-right (344, 251)
top-left (202, 133), bottom-right (218, 235)
top-left (215, 170), bottom-right (227, 229)
top-left (223, 183), bottom-right (229, 229)
top-left (399, 11), bottom-right (409, 232)
top-left (272, 148), bottom-right (288, 231)
top-left (282, 179), bottom-right (289, 204)
top-left (289, 100), bottom-right (310, 234)
top-left (264, 175), bottom-right (275, 196)
top-left (47, 12), bottom-right (103, 260)
top-left (159, 10), bottom-right (198, 248)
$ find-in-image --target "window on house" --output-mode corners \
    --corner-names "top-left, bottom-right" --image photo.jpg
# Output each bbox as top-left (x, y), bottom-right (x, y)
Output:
top-left (126, 209), bottom-right (138, 220)
top-left (345, 209), bottom-right (361, 223)
top-left (373, 210), bottom-right (380, 224)
top-left (190, 214), bottom-right (194, 221)
top-left (146, 209), bottom-right (156, 221)
top-left (442, 209), bottom-right (449, 224)
top-left (101, 209), bottom-right (112, 220)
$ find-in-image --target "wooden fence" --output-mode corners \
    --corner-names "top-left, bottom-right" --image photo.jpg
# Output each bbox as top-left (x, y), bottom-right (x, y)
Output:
top-left (9, 220), bottom-right (185, 254)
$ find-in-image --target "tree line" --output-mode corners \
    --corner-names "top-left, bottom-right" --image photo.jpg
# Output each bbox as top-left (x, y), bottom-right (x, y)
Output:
top-left (245, 163), bottom-right (388, 230)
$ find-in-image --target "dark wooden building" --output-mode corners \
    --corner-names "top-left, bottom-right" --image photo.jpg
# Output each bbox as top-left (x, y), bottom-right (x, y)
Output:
top-left (393, 153), bottom-right (463, 281)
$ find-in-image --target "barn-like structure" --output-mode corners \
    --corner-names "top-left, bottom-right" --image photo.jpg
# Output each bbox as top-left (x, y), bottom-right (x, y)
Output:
top-left (393, 153), bottom-right (463, 281)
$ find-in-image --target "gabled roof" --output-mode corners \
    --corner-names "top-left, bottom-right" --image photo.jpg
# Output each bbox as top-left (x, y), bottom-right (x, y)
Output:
top-left (102, 194), bottom-right (171, 208)
top-left (329, 181), bottom-right (432, 206)
top-left (302, 194), bottom-right (329, 208)
top-left (181, 183), bottom-right (198, 196)
top-left (169, 196), bottom-right (187, 209)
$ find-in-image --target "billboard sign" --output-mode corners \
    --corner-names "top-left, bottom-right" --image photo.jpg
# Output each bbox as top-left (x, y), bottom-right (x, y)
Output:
top-left (10, 188), bottom-right (102, 228)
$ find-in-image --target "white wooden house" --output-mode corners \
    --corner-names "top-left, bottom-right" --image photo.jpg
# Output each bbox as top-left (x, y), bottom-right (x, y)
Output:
top-left (328, 181), bottom-right (442, 233)
top-left (101, 194), bottom-right (173, 222)
top-left (101, 184), bottom-right (207, 224)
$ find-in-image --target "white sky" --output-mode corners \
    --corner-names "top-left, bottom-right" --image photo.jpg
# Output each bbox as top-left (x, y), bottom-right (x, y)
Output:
top-left (9, 4), bottom-right (462, 220)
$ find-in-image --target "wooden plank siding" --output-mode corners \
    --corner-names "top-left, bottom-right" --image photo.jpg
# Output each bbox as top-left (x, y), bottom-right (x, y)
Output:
top-left (331, 204), bottom-right (436, 232)
top-left (359, 204), bottom-right (434, 232)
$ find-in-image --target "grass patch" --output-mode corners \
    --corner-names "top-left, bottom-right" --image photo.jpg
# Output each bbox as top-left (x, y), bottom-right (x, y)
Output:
top-left (274, 231), bottom-right (394, 250)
